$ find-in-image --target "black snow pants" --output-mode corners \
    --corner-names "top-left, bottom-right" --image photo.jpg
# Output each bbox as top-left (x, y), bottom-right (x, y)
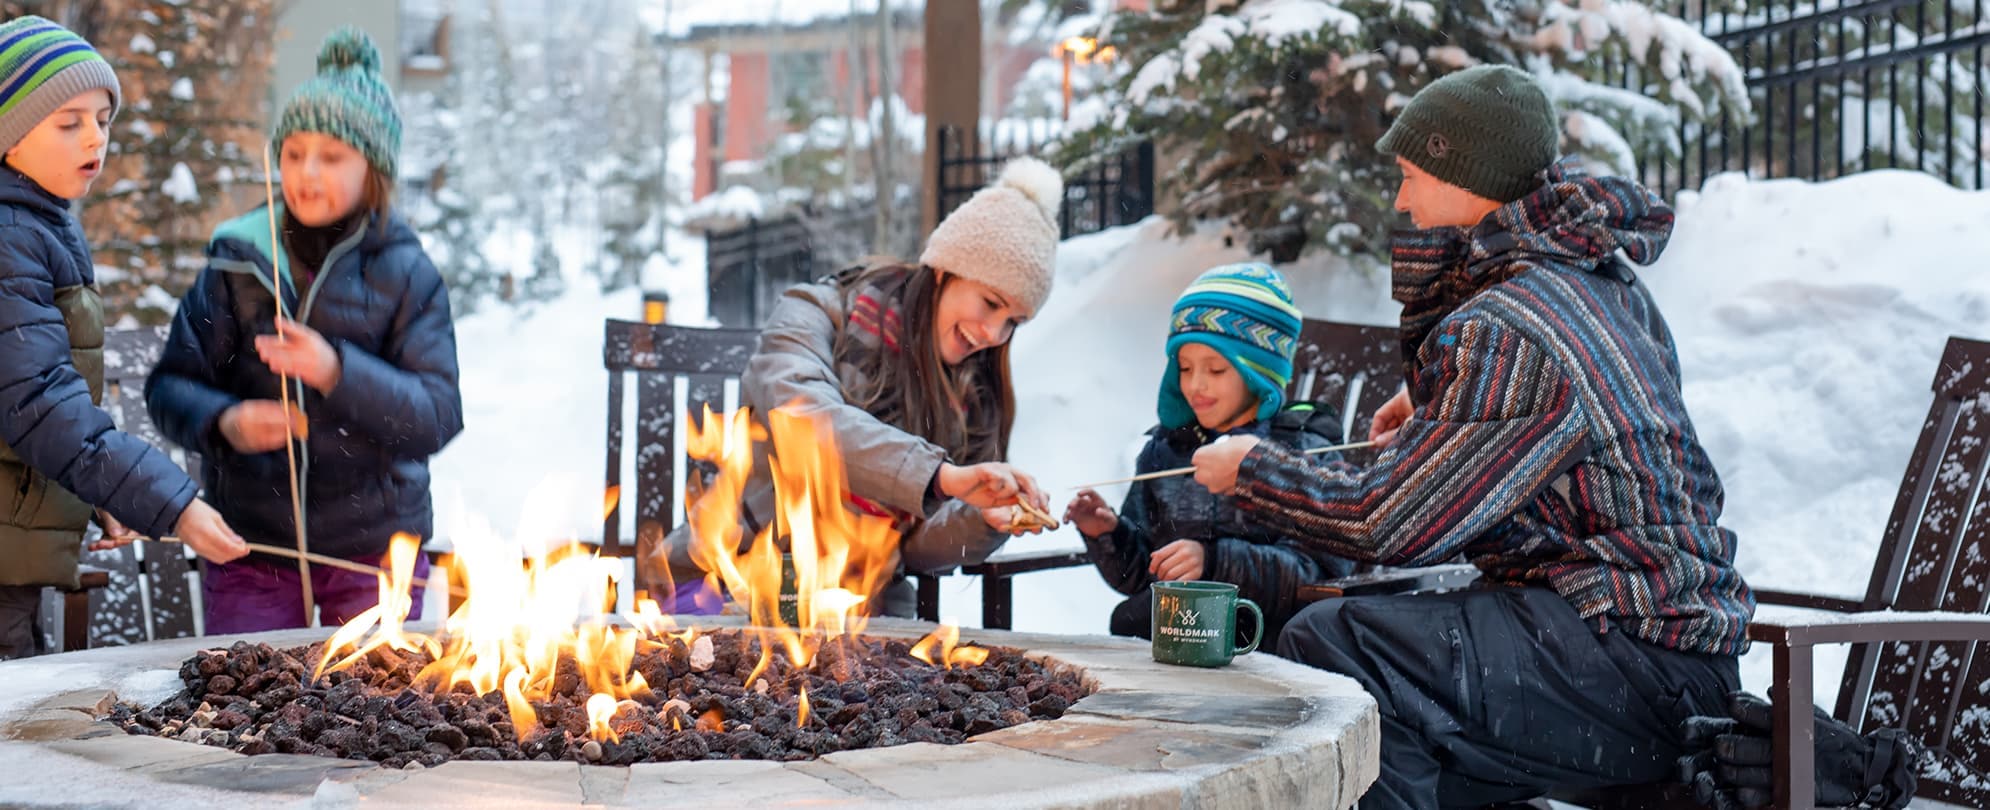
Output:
top-left (1276, 586), bottom-right (1740, 809)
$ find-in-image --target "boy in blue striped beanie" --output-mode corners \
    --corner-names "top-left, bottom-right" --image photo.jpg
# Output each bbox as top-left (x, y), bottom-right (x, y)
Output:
top-left (1064, 264), bottom-right (1354, 647)
top-left (0, 15), bottom-right (249, 659)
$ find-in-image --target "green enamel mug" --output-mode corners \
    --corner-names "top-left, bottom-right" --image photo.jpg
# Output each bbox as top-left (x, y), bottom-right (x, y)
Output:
top-left (1151, 580), bottom-right (1263, 667)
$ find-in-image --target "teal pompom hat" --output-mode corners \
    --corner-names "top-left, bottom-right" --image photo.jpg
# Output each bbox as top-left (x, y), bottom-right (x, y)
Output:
top-left (273, 26), bottom-right (400, 178)
top-left (1158, 263), bottom-right (1304, 430)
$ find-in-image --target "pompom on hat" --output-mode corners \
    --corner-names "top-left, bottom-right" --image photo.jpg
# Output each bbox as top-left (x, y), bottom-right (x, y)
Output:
top-left (272, 26), bottom-right (401, 178)
top-left (919, 157), bottom-right (1063, 318)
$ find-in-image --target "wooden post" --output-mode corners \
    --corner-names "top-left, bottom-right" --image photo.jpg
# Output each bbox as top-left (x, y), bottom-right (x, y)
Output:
top-left (921, 1), bottom-right (981, 239)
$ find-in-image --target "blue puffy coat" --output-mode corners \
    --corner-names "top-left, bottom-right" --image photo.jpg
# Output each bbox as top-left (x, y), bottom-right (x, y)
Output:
top-left (0, 167), bottom-right (198, 587)
top-left (146, 203), bottom-right (462, 561)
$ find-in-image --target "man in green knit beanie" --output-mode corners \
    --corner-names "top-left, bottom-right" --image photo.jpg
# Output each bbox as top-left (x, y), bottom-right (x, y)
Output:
top-left (1190, 64), bottom-right (1763, 807)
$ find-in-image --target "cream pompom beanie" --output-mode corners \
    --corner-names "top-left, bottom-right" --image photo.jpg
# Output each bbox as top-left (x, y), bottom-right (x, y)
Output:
top-left (919, 157), bottom-right (1064, 318)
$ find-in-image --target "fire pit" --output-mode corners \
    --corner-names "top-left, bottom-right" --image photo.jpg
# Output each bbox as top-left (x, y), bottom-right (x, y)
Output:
top-left (0, 408), bottom-right (1379, 805)
top-left (105, 626), bottom-right (1087, 767)
top-left (1, 620), bottom-right (1376, 807)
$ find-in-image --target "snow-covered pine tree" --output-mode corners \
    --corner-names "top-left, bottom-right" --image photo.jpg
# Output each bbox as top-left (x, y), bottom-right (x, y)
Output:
top-left (597, 26), bottom-right (672, 292)
top-left (53, 0), bottom-right (277, 323)
top-left (401, 82), bottom-right (503, 315)
top-left (1059, 0), bottom-right (1751, 263)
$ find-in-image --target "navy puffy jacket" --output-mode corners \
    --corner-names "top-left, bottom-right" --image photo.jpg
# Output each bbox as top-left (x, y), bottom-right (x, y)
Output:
top-left (146, 204), bottom-right (462, 561)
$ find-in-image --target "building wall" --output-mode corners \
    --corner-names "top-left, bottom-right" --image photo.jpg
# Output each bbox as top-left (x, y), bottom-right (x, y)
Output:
top-left (272, 1), bottom-right (403, 126)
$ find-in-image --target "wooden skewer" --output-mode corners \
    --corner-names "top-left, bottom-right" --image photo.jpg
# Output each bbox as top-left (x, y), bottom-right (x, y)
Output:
top-left (154, 535), bottom-right (466, 598)
top-left (1068, 440), bottom-right (1377, 490)
top-left (261, 144), bottom-right (315, 626)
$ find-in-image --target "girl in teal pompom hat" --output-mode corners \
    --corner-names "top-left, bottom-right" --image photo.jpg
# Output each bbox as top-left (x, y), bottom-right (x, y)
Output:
top-left (149, 26), bottom-right (462, 633)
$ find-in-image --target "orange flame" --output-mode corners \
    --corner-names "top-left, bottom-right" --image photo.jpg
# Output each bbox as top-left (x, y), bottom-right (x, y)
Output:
top-left (697, 707), bottom-right (725, 733)
top-left (797, 686), bottom-right (811, 728)
top-left (680, 404), bottom-right (904, 683)
top-left (910, 621), bottom-right (989, 669)
top-left (312, 406), bottom-right (989, 748)
top-left (586, 693), bottom-right (619, 743)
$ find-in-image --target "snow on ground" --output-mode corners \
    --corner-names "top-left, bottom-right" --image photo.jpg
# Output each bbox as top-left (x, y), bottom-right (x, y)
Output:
top-left (431, 169), bottom-right (1990, 706)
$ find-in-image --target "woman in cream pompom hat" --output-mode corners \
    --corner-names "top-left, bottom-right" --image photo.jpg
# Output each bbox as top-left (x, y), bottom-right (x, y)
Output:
top-left (643, 158), bottom-right (1066, 618)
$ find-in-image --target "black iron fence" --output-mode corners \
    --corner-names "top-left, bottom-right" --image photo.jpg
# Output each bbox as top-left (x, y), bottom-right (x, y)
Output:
top-left (935, 122), bottom-right (1155, 238)
top-left (1626, 0), bottom-right (1988, 197)
top-left (704, 199), bottom-right (919, 328)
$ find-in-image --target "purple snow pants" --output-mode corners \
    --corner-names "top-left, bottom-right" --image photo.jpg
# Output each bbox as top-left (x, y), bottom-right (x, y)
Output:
top-left (203, 551), bottom-right (429, 634)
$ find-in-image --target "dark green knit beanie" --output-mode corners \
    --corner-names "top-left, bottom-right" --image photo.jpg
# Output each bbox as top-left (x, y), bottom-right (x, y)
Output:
top-left (1375, 65), bottom-right (1559, 203)
top-left (273, 26), bottom-right (400, 178)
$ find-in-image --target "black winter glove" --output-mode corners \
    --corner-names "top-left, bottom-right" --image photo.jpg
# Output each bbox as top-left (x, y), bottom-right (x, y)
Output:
top-left (1676, 690), bottom-right (1917, 809)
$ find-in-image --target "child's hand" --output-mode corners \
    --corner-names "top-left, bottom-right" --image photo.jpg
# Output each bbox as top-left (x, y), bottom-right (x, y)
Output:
top-left (255, 317), bottom-right (342, 393)
top-left (220, 400), bottom-right (308, 453)
top-left (1064, 489), bottom-right (1118, 537)
top-left (1191, 435), bottom-right (1260, 495)
top-left (174, 499), bottom-right (248, 564)
top-left (938, 462), bottom-right (1045, 511)
top-left (1369, 387), bottom-right (1412, 447)
top-left (87, 508), bottom-right (141, 551)
top-left (1150, 539), bottom-right (1207, 582)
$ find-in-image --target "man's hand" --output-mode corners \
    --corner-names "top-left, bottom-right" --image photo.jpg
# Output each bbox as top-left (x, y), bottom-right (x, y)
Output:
top-left (1149, 539), bottom-right (1207, 582)
top-left (1191, 435), bottom-right (1260, 495)
top-left (254, 317), bottom-right (342, 393)
top-left (1370, 387), bottom-right (1412, 447)
top-left (1064, 489), bottom-right (1118, 537)
top-left (219, 400), bottom-right (308, 454)
top-left (1677, 690), bottom-right (1917, 809)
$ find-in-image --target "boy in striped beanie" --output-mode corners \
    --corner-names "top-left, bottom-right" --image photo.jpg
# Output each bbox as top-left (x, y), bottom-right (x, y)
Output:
top-left (0, 15), bottom-right (249, 659)
top-left (1064, 264), bottom-right (1354, 648)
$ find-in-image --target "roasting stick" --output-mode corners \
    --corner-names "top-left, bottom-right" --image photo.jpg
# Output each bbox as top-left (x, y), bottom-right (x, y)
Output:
top-left (261, 145), bottom-right (316, 626)
top-left (154, 535), bottom-right (465, 599)
top-left (1068, 440), bottom-right (1377, 490)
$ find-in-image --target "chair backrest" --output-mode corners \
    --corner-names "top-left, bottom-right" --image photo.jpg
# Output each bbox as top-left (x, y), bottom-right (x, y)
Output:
top-left (1286, 319), bottom-right (1401, 453)
top-left (1837, 335), bottom-right (1990, 807)
top-left (98, 325), bottom-right (201, 643)
top-left (600, 319), bottom-right (760, 573)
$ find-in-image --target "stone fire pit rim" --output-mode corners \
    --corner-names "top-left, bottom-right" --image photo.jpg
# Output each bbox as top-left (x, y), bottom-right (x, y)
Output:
top-left (0, 617), bottom-right (1379, 809)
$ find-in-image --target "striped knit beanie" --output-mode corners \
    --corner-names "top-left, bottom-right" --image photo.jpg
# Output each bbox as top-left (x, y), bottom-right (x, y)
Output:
top-left (1158, 263), bottom-right (1304, 430)
top-left (0, 16), bottom-right (119, 153)
top-left (273, 26), bottom-right (400, 178)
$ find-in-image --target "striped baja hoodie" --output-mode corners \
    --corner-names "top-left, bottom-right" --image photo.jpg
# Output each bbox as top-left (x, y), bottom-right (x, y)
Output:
top-left (1235, 164), bottom-right (1755, 656)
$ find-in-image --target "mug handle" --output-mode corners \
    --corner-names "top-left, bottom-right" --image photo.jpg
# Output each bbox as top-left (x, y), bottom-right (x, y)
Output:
top-left (1234, 598), bottom-right (1264, 655)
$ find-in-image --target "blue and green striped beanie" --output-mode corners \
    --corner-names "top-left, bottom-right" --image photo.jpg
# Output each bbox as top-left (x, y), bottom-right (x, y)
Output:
top-left (273, 26), bottom-right (400, 178)
top-left (1158, 263), bottom-right (1304, 430)
top-left (0, 16), bottom-right (119, 153)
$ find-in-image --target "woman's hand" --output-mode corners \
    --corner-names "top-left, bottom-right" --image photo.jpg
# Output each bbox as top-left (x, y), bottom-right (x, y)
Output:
top-left (938, 461), bottom-right (1045, 510)
top-left (1063, 489), bottom-right (1118, 537)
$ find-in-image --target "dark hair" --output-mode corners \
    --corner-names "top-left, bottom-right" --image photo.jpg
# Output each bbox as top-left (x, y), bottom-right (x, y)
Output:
top-left (832, 262), bottom-right (1015, 465)
top-left (361, 167), bottom-right (394, 235)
